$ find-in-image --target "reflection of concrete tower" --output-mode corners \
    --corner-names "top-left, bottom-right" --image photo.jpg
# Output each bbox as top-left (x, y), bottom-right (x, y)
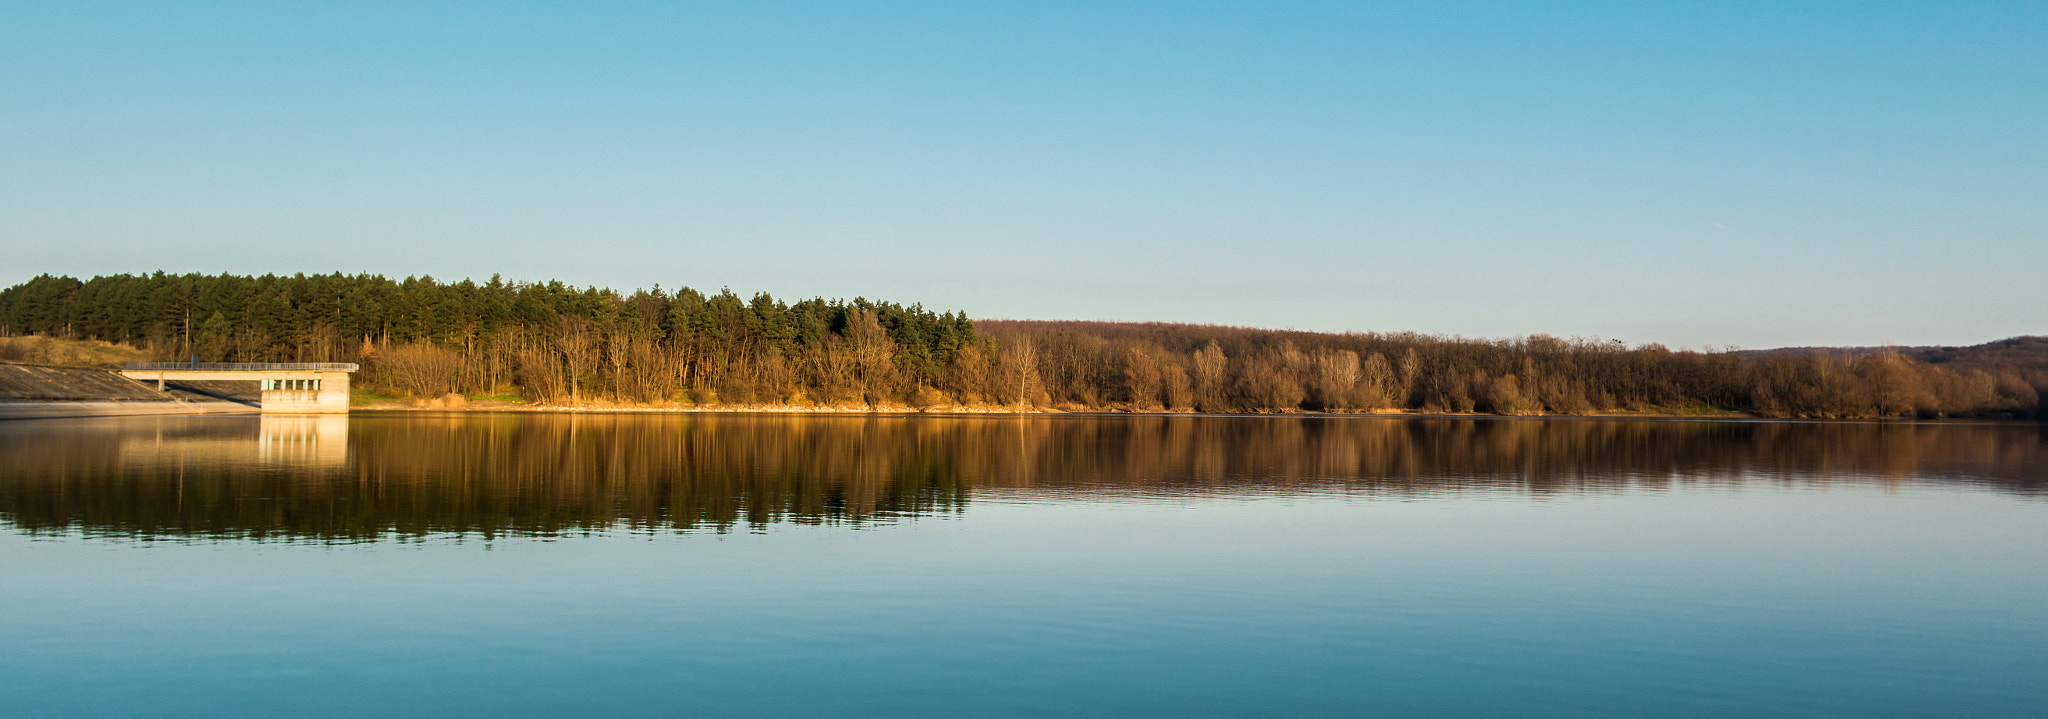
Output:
top-left (258, 415), bottom-right (351, 466)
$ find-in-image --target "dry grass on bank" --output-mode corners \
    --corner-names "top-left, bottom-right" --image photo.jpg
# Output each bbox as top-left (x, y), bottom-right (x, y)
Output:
top-left (0, 335), bottom-right (153, 367)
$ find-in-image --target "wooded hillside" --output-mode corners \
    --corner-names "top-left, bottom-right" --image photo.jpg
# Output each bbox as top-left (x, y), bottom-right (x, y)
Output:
top-left (3, 272), bottom-right (2041, 418)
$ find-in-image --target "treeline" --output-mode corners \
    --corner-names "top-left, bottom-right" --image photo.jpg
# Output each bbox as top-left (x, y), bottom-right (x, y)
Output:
top-left (973, 320), bottom-right (2046, 419)
top-left (2, 272), bottom-right (2043, 418)
top-left (1909, 336), bottom-right (2048, 375)
top-left (0, 272), bottom-right (977, 406)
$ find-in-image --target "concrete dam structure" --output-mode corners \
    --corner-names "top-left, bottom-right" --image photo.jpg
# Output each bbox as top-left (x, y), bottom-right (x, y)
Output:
top-left (120, 362), bottom-right (359, 414)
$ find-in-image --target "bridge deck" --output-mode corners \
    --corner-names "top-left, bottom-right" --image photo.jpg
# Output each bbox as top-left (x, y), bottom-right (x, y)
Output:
top-left (118, 363), bottom-right (357, 414)
top-left (123, 362), bottom-right (359, 372)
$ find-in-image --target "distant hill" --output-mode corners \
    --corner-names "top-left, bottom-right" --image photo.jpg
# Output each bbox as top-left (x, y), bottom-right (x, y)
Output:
top-left (1905, 336), bottom-right (2048, 374)
top-left (1745, 336), bottom-right (2048, 370)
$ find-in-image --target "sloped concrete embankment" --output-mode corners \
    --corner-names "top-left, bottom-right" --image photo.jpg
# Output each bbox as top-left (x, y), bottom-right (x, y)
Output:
top-left (0, 363), bottom-right (260, 418)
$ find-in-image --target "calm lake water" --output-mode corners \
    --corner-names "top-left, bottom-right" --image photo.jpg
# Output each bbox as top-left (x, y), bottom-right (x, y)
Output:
top-left (2, 413), bottom-right (2044, 717)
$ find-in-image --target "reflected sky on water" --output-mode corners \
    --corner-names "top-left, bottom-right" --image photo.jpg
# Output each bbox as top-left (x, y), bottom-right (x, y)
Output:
top-left (2, 414), bottom-right (2044, 717)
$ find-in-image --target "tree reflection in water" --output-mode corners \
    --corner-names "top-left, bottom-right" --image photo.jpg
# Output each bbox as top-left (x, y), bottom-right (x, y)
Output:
top-left (1, 414), bottom-right (2042, 542)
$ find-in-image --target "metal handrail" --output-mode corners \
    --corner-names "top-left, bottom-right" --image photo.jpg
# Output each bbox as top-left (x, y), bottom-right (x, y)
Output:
top-left (122, 362), bottom-right (360, 372)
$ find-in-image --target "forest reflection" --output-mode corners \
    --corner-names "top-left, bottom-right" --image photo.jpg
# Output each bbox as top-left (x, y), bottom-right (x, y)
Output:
top-left (2, 414), bottom-right (2043, 542)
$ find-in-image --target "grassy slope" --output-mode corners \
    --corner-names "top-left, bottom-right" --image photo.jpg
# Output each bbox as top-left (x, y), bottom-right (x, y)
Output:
top-left (0, 336), bottom-right (153, 367)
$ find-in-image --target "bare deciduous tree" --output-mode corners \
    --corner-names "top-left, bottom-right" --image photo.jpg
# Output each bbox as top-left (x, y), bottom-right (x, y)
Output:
top-left (556, 316), bottom-right (596, 405)
top-left (1124, 347), bottom-right (1162, 410)
top-left (375, 341), bottom-right (465, 397)
top-left (846, 310), bottom-right (897, 406)
top-left (997, 338), bottom-right (1039, 407)
top-left (1191, 341), bottom-right (1227, 411)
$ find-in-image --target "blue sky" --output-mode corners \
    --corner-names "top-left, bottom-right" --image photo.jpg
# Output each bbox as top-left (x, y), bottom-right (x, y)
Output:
top-left (3, 1), bottom-right (2042, 348)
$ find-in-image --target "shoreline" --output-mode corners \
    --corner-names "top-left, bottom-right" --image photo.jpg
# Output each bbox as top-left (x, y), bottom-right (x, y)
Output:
top-left (357, 405), bottom-right (2004, 424)
top-left (351, 398), bottom-right (1758, 420)
top-left (338, 403), bottom-right (1795, 422)
top-left (5, 399), bottom-right (2024, 424)
top-left (0, 400), bottom-right (260, 420)
top-left (0, 398), bottom-right (1752, 420)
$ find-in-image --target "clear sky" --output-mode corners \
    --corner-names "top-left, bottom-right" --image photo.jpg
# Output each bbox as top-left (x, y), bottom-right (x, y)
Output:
top-left (3, 1), bottom-right (2042, 348)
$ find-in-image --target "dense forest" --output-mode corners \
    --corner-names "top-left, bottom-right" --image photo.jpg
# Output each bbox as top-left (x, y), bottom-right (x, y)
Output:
top-left (1, 272), bottom-right (2042, 419)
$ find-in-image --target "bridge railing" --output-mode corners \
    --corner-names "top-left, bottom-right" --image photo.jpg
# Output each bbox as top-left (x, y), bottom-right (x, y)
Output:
top-left (123, 362), bottom-right (361, 372)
